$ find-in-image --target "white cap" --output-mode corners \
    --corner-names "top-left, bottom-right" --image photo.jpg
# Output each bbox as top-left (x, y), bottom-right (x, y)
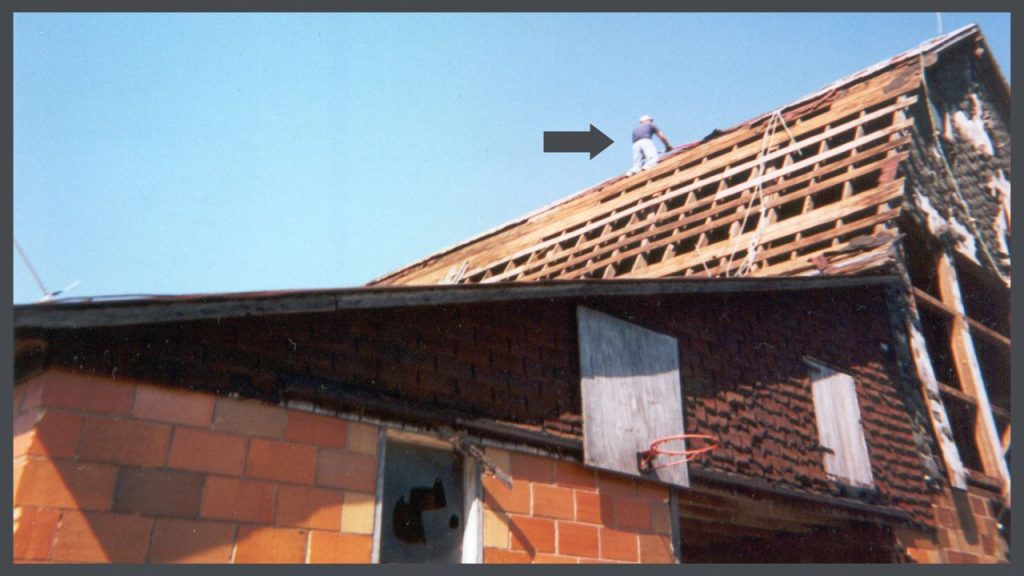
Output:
top-left (640, 115), bottom-right (653, 123)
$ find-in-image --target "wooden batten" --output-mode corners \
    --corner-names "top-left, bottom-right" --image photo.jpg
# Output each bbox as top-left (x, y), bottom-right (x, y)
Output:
top-left (372, 63), bottom-right (923, 287)
top-left (904, 297), bottom-right (968, 491)
top-left (935, 252), bottom-right (1011, 503)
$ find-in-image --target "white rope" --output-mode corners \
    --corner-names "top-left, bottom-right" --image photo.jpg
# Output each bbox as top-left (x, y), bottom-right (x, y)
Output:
top-left (693, 241), bottom-right (715, 277)
top-left (723, 110), bottom-right (790, 277)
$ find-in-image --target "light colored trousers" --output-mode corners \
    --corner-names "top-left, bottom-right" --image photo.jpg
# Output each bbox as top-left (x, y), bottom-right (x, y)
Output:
top-left (630, 138), bottom-right (658, 174)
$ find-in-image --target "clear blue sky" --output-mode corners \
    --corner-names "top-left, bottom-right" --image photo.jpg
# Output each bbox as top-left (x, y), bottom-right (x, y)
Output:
top-left (12, 12), bottom-right (1011, 303)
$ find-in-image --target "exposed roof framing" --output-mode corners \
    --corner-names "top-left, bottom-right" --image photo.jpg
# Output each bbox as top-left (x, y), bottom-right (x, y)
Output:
top-left (372, 25), bottom-right (990, 287)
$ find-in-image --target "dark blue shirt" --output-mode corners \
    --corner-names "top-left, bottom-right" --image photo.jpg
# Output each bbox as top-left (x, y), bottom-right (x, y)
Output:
top-left (632, 122), bottom-right (660, 142)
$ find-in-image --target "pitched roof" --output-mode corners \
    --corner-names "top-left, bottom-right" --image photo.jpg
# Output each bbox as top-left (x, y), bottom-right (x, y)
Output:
top-left (371, 25), bottom-right (998, 286)
top-left (13, 273), bottom-right (895, 329)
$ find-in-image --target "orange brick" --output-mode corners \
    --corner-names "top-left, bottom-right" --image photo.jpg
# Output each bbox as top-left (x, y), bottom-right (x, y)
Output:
top-left (201, 476), bottom-right (277, 524)
top-left (308, 531), bottom-right (373, 564)
top-left (15, 457), bottom-right (118, 511)
top-left (650, 498), bottom-right (672, 534)
top-left (234, 526), bottom-right (307, 563)
top-left (936, 506), bottom-right (957, 529)
top-left (51, 510), bottom-right (153, 563)
top-left (596, 472), bottom-right (635, 497)
top-left (894, 526), bottom-right (937, 550)
top-left (947, 550), bottom-right (981, 563)
top-left (341, 491), bottom-right (376, 534)
top-left (937, 527), bottom-right (955, 549)
top-left (484, 548), bottom-right (532, 564)
top-left (600, 527), bottom-right (639, 562)
top-left (509, 515), bottom-right (555, 554)
top-left (345, 422), bottom-right (379, 454)
top-left (575, 490), bottom-right (613, 525)
top-left (635, 480), bottom-right (668, 503)
top-left (511, 452), bottom-right (554, 483)
top-left (555, 461), bottom-right (596, 488)
top-left (315, 449), bottom-right (377, 493)
top-left (36, 370), bottom-right (135, 415)
top-left (613, 496), bottom-right (651, 531)
top-left (247, 438), bottom-right (317, 485)
top-left (132, 383), bottom-right (214, 427)
top-left (558, 521), bottom-right (599, 558)
top-left (639, 533), bottom-right (676, 563)
top-left (277, 484), bottom-right (344, 531)
top-left (212, 397), bottom-right (287, 438)
top-left (14, 507), bottom-right (62, 561)
top-left (968, 495), bottom-right (990, 518)
top-left (483, 474), bottom-right (531, 515)
top-left (18, 410), bottom-right (82, 459)
top-left (285, 410), bottom-right (347, 448)
top-left (148, 518), bottom-right (235, 563)
top-left (114, 468), bottom-right (204, 518)
top-left (534, 553), bottom-right (577, 564)
top-left (78, 416), bottom-right (171, 467)
top-left (167, 427), bottom-right (247, 476)
top-left (907, 547), bottom-right (935, 564)
top-left (533, 484), bottom-right (574, 520)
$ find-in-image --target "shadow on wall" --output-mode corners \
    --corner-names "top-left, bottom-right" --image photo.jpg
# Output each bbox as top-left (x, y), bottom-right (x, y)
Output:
top-left (13, 370), bottom-right (379, 564)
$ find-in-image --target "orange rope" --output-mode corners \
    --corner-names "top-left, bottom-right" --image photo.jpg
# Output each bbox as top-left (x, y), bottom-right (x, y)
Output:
top-left (640, 433), bottom-right (719, 471)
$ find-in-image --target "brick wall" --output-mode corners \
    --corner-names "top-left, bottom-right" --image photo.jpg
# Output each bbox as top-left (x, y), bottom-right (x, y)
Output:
top-left (14, 370), bottom-right (379, 563)
top-left (589, 288), bottom-right (935, 525)
top-left (17, 287), bottom-right (973, 562)
top-left (13, 368), bottom-right (677, 564)
top-left (40, 301), bottom-right (579, 426)
top-left (28, 289), bottom-right (934, 528)
top-left (904, 41), bottom-right (1012, 277)
top-left (479, 449), bottom-right (675, 563)
top-left (894, 484), bottom-right (1009, 563)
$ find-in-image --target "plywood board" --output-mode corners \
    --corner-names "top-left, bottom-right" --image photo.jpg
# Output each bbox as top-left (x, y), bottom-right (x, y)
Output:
top-left (808, 360), bottom-right (875, 488)
top-left (577, 306), bottom-right (688, 488)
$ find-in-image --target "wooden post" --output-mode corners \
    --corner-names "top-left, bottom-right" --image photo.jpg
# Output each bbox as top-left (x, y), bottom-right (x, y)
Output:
top-left (904, 309), bottom-right (968, 490)
top-left (936, 252), bottom-right (1011, 503)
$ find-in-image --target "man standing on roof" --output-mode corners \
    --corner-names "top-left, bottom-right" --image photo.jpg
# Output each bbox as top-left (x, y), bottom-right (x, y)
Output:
top-left (628, 115), bottom-right (672, 175)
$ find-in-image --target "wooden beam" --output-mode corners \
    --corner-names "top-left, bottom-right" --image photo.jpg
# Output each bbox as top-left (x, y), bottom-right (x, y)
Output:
top-left (468, 114), bottom-right (915, 283)
top-left (990, 404), bottom-right (1010, 421)
top-left (376, 70), bottom-right (923, 287)
top-left (634, 180), bottom-right (904, 279)
top-left (936, 252), bottom-right (1011, 503)
top-left (678, 503), bottom-right (817, 534)
top-left (515, 147), bottom-right (907, 282)
top-left (912, 288), bottom-right (1011, 348)
top-left (707, 210), bottom-right (899, 278)
top-left (904, 299), bottom-right (969, 490)
top-left (15, 275), bottom-right (902, 330)
top-left (938, 382), bottom-right (976, 406)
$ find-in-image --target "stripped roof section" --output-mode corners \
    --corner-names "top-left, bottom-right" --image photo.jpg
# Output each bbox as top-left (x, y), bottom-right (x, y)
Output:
top-left (371, 25), bottom-right (988, 287)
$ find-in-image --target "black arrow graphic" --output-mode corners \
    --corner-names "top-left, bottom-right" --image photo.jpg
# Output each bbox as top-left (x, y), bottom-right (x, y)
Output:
top-left (543, 124), bottom-right (614, 159)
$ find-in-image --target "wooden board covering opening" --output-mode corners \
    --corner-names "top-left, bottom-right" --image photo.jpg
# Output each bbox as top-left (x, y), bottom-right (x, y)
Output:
top-left (577, 306), bottom-right (688, 488)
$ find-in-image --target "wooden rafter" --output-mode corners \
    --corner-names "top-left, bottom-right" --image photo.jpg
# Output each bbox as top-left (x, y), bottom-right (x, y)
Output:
top-left (371, 56), bottom-right (926, 287)
top-left (912, 288), bottom-right (1010, 348)
top-left (462, 106), bottom-right (915, 284)
top-left (935, 252), bottom-right (1011, 502)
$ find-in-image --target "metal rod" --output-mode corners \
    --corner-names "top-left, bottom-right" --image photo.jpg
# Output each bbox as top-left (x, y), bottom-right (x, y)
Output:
top-left (13, 236), bottom-right (48, 296)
